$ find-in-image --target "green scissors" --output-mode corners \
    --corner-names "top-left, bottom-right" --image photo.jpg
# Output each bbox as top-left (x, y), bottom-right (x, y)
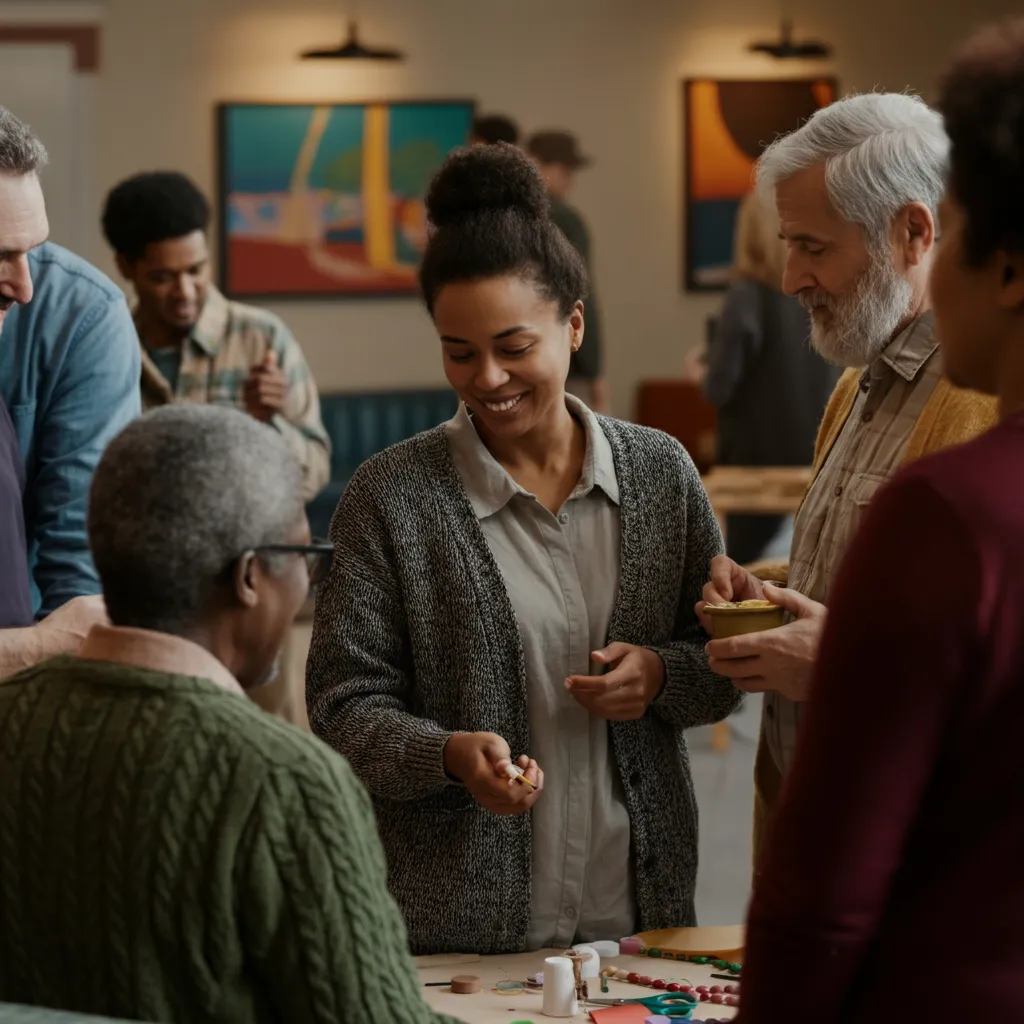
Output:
top-left (587, 991), bottom-right (699, 1018)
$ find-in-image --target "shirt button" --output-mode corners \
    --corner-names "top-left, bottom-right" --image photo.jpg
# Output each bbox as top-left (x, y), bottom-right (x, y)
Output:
top-left (558, 512), bottom-right (569, 524)
top-left (834, 485), bottom-right (843, 498)
top-left (565, 907), bottom-right (577, 919)
top-left (862, 410), bottom-right (874, 423)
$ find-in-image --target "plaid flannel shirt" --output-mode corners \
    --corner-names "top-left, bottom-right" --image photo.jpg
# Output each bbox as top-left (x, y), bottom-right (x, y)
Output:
top-left (138, 286), bottom-right (330, 502)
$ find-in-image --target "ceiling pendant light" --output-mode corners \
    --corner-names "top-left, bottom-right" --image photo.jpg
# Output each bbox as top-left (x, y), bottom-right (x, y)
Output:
top-left (300, 3), bottom-right (404, 61)
top-left (749, 18), bottom-right (832, 59)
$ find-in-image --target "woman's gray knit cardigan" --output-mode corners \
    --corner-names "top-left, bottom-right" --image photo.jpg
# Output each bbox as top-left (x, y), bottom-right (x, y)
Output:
top-left (307, 415), bottom-right (742, 955)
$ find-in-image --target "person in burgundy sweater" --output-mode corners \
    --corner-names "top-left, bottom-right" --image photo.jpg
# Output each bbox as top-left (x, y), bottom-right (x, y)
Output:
top-left (738, 20), bottom-right (1024, 1023)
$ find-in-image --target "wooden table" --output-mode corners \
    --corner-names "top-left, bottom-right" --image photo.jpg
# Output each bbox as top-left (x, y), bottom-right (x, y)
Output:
top-left (701, 466), bottom-right (813, 533)
top-left (419, 948), bottom-right (741, 1022)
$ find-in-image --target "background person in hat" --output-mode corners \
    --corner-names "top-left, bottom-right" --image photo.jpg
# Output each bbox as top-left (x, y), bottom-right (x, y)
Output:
top-left (527, 130), bottom-right (607, 412)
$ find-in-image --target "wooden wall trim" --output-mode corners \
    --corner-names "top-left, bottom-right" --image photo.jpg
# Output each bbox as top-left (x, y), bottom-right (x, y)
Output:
top-left (0, 25), bottom-right (99, 70)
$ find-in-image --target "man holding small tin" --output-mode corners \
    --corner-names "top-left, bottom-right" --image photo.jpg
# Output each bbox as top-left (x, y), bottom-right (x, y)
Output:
top-left (697, 93), bottom-right (996, 861)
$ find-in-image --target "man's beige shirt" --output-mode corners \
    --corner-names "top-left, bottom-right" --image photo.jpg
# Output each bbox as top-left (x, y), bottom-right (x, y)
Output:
top-left (764, 312), bottom-right (943, 773)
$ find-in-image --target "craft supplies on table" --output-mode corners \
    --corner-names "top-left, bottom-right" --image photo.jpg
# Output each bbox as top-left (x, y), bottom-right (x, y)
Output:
top-left (586, 990), bottom-right (698, 1018)
top-left (417, 934), bottom-right (743, 1023)
top-left (542, 956), bottom-right (578, 1017)
top-left (588, 1005), bottom-right (650, 1023)
top-left (572, 944), bottom-right (601, 979)
top-left (633, 927), bottom-right (744, 964)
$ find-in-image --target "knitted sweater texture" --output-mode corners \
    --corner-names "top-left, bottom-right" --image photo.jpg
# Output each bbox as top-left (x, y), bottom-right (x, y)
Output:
top-left (307, 416), bottom-right (743, 954)
top-left (0, 658), bottom-right (461, 1024)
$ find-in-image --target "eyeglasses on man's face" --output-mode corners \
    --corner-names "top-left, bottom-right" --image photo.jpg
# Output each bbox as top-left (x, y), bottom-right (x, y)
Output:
top-left (253, 539), bottom-right (334, 586)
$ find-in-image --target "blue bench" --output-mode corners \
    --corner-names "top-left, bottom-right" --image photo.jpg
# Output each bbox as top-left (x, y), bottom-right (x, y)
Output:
top-left (307, 387), bottom-right (460, 539)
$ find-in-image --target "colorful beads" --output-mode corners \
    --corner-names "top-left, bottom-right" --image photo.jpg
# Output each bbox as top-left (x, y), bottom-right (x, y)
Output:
top-left (692, 956), bottom-right (709, 965)
top-left (637, 975), bottom-right (652, 986)
top-left (627, 973), bottom-right (640, 984)
top-left (709, 985), bottom-right (722, 994)
top-left (710, 994), bottom-right (724, 1004)
top-left (648, 948), bottom-right (662, 958)
top-left (614, 970), bottom-right (630, 981)
top-left (725, 995), bottom-right (740, 1006)
top-left (724, 984), bottom-right (738, 994)
top-left (729, 963), bottom-right (743, 974)
top-left (652, 979), bottom-right (666, 990)
top-left (666, 982), bottom-right (680, 993)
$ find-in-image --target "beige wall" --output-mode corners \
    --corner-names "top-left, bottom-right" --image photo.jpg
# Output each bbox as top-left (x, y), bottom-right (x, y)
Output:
top-left (88, 0), bottom-right (1019, 416)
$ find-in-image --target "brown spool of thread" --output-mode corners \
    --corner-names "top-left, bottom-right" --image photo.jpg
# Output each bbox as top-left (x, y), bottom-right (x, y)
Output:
top-left (451, 974), bottom-right (481, 995)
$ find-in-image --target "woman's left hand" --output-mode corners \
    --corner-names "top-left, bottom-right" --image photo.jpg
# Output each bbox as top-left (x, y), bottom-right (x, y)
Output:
top-left (565, 644), bottom-right (666, 721)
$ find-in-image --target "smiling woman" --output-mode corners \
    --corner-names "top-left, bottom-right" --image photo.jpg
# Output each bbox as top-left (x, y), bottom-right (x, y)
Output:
top-left (306, 143), bottom-right (743, 956)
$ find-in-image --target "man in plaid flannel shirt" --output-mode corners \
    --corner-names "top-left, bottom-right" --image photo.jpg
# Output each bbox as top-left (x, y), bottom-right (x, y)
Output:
top-left (102, 171), bottom-right (330, 503)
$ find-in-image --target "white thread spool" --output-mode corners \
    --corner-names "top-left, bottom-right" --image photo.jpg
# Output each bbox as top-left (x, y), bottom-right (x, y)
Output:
top-left (571, 944), bottom-right (601, 979)
top-left (541, 956), bottom-right (578, 1017)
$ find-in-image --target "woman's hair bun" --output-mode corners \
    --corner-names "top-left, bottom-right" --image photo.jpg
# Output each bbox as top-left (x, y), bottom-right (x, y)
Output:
top-left (425, 143), bottom-right (550, 227)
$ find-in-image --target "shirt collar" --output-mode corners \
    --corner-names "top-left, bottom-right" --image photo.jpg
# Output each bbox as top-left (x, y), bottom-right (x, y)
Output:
top-left (133, 284), bottom-right (229, 358)
top-left (189, 284), bottom-right (229, 355)
top-left (446, 393), bottom-right (619, 520)
top-left (874, 310), bottom-right (938, 383)
top-left (78, 624), bottom-right (245, 697)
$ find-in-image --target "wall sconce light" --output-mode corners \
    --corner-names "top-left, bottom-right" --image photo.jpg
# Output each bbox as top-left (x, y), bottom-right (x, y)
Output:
top-left (300, 4), bottom-right (404, 61)
top-left (749, 18), bottom-right (832, 59)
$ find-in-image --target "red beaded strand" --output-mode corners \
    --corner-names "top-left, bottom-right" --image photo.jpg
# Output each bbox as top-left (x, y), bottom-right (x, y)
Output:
top-left (603, 964), bottom-right (740, 1008)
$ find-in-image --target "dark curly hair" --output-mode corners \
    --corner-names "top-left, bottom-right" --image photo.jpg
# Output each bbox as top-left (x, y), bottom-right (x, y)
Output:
top-left (101, 171), bottom-right (210, 262)
top-left (471, 114), bottom-right (520, 146)
top-left (939, 19), bottom-right (1024, 265)
top-left (418, 143), bottom-right (588, 318)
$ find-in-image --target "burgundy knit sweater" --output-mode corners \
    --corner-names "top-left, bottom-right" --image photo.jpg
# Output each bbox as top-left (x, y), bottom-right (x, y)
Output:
top-left (740, 413), bottom-right (1024, 1023)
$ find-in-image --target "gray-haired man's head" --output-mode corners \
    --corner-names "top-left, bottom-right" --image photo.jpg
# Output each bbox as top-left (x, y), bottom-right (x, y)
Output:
top-left (0, 104), bottom-right (49, 334)
top-left (757, 93), bottom-right (948, 367)
top-left (89, 405), bottom-right (311, 687)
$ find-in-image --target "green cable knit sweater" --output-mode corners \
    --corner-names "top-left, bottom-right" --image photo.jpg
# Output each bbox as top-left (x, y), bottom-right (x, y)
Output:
top-left (0, 657), bottom-right (462, 1024)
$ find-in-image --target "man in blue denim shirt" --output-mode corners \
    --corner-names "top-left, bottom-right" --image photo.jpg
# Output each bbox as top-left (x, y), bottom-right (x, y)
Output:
top-left (0, 105), bottom-right (140, 675)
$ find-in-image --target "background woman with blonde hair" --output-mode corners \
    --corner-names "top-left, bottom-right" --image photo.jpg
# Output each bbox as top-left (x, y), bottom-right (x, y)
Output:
top-left (703, 191), bottom-right (840, 564)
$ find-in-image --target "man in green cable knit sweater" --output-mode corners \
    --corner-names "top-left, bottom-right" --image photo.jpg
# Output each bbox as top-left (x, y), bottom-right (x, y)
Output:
top-left (0, 405), bottom-right (462, 1024)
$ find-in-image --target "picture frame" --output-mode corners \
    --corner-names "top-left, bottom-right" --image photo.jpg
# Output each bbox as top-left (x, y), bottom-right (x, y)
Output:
top-left (217, 98), bottom-right (476, 299)
top-left (682, 78), bottom-right (837, 291)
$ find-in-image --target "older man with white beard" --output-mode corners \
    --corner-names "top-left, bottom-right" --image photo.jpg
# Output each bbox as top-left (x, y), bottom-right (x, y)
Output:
top-left (697, 93), bottom-right (997, 861)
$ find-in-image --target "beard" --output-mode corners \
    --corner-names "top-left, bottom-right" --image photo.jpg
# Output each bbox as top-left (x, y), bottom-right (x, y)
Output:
top-left (801, 254), bottom-right (915, 368)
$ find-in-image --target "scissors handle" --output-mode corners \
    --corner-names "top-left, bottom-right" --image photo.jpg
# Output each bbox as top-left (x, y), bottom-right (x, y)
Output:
top-left (640, 992), bottom-right (699, 1017)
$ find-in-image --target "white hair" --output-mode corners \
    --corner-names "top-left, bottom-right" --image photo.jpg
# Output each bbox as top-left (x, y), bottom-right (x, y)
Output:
top-left (757, 93), bottom-right (949, 250)
top-left (89, 405), bottom-right (304, 633)
top-left (0, 104), bottom-right (47, 176)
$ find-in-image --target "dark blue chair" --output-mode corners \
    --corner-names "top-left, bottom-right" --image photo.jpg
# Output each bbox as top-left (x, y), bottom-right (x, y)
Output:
top-left (307, 388), bottom-right (460, 539)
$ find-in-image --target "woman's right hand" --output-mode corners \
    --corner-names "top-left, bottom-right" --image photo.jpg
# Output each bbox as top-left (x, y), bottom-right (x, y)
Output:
top-left (443, 732), bottom-right (543, 815)
top-left (695, 554), bottom-right (765, 632)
